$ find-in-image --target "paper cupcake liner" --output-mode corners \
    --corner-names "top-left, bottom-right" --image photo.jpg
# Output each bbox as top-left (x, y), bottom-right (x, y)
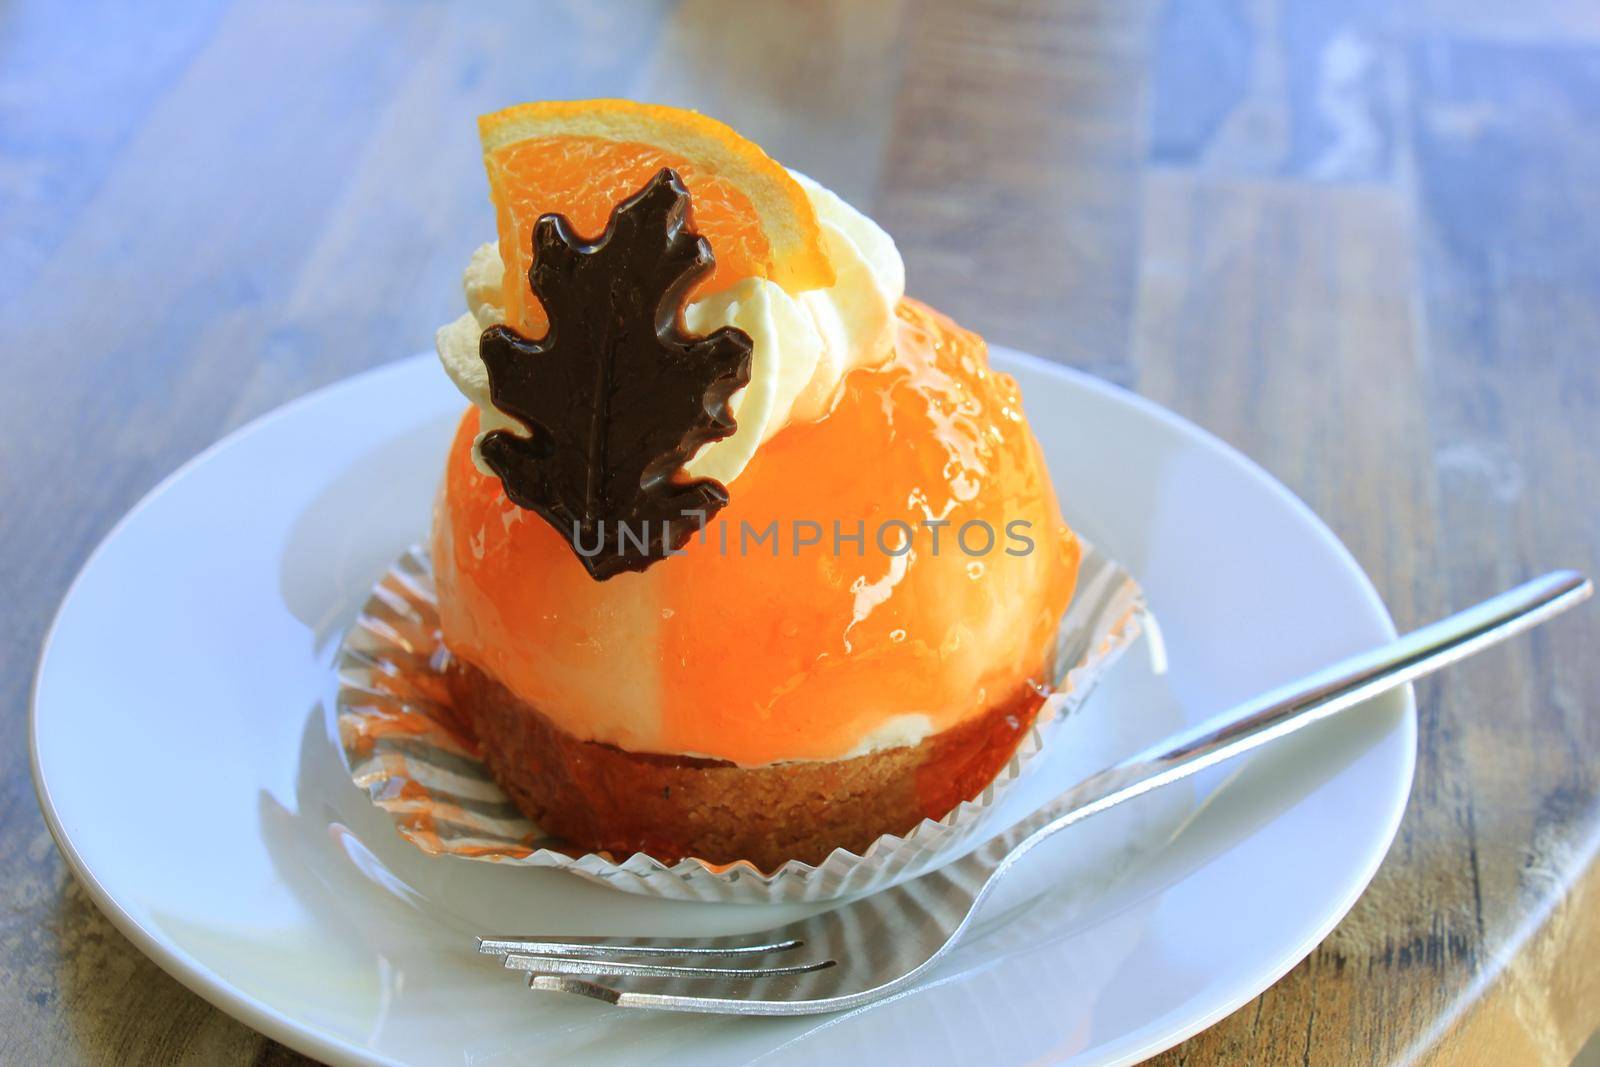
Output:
top-left (335, 542), bottom-right (1148, 904)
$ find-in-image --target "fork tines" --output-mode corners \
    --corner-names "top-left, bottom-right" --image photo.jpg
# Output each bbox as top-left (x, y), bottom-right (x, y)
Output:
top-left (477, 934), bottom-right (835, 984)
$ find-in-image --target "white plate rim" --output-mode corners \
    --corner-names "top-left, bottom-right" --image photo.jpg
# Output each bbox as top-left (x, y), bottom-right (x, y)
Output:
top-left (28, 348), bottom-right (1418, 1066)
top-left (999, 347), bottom-right (1417, 1062)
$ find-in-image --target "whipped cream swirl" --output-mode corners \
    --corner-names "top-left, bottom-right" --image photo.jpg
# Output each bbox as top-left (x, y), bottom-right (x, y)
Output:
top-left (435, 171), bottom-right (905, 484)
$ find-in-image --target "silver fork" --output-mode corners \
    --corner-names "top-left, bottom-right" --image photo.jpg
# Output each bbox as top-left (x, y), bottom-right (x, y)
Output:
top-left (478, 570), bottom-right (1590, 1015)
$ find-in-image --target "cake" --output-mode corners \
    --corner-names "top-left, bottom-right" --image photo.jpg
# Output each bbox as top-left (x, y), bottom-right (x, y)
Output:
top-left (430, 101), bottom-right (1080, 869)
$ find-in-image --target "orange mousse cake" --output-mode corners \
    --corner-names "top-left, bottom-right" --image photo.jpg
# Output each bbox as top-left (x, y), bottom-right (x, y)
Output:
top-left (431, 101), bottom-right (1080, 869)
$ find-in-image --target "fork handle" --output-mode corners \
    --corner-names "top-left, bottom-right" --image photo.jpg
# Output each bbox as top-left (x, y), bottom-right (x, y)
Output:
top-left (983, 570), bottom-right (1592, 873)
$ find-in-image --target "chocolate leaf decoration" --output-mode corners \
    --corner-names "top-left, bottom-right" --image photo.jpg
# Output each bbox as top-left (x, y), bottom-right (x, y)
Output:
top-left (478, 167), bottom-right (754, 581)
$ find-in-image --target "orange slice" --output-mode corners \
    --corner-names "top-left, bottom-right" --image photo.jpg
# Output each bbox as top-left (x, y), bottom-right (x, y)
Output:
top-left (479, 100), bottom-right (835, 336)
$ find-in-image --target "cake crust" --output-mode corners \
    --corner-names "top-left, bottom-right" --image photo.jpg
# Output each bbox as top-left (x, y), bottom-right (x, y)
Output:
top-left (445, 658), bottom-right (1046, 870)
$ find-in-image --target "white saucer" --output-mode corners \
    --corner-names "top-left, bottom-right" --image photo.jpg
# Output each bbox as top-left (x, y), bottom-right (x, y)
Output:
top-left (30, 348), bottom-right (1414, 1066)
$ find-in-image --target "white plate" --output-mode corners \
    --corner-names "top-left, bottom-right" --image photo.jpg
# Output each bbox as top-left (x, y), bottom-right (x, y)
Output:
top-left (31, 348), bottom-right (1414, 1066)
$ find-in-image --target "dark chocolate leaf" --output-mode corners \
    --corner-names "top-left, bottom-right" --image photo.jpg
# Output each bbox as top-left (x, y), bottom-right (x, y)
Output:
top-left (478, 167), bottom-right (754, 581)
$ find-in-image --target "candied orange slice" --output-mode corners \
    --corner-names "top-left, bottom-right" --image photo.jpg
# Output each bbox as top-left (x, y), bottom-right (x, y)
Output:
top-left (478, 100), bottom-right (835, 335)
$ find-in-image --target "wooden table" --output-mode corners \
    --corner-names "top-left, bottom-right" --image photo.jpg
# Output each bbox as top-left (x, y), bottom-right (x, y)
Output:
top-left (4, 1), bottom-right (1597, 1062)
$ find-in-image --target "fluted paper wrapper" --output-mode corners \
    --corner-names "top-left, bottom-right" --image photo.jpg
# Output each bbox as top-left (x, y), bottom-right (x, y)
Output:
top-left (336, 542), bottom-right (1148, 903)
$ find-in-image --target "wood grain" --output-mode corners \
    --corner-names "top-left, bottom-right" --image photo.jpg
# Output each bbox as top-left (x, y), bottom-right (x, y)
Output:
top-left (2, 0), bottom-right (1597, 1063)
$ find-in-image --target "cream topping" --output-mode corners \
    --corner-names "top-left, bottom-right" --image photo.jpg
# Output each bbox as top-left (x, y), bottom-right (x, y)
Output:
top-left (435, 171), bottom-right (905, 482)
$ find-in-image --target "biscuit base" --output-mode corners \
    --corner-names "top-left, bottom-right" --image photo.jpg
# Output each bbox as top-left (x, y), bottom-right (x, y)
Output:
top-left (444, 659), bottom-right (1045, 870)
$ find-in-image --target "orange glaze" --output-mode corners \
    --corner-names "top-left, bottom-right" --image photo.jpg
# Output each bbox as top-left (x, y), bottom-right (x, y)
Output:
top-left (431, 297), bottom-right (1080, 766)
